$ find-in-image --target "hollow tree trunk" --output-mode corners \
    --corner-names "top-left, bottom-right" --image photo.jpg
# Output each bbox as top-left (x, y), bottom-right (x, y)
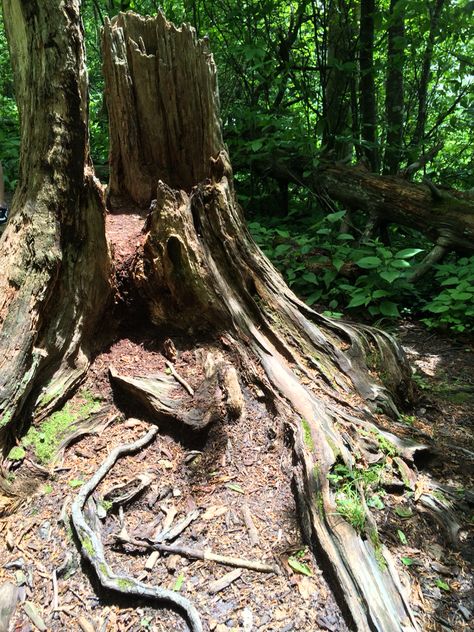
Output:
top-left (0, 0), bottom-right (111, 435)
top-left (103, 12), bottom-right (420, 631)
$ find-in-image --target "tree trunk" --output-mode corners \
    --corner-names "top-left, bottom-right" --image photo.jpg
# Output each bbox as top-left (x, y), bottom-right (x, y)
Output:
top-left (359, 0), bottom-right (379, 171)
top-left (321, 0), bottom-right (356, 160)
top-left (383, 0), bottom-right (405, 175)
top-left (317, 163), bottom-right (474, 253)
top-left (0, 0), bottom-right (111, 435)
top-left (102, 12), bottom-right (224, 208)
top-left (102, 12), bottom-right (421, 631)
top-left (410, 0), bottom-right (445, 155)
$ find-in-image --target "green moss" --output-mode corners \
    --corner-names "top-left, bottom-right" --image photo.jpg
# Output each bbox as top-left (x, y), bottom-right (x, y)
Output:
top-left (0, 410), bottom-right (12, 428)
top-left (7, 446), bottom-right (26, 461)
top-left (117, 577), bottom-right (135, 590)
top-left (82, 536), bottom-right (95, 557)
top-left (370, 528), bottom-right (387, 571)
top-left (23, 391), bottom-right (101, 464)
top-left (99, 563), bottom-right (109, 576)
top-left (301, 418), bottom-right (314, 450)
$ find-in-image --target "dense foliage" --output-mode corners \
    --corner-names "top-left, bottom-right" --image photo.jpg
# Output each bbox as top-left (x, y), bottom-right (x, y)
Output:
top-left (1, 0), bottom-right (473, 332)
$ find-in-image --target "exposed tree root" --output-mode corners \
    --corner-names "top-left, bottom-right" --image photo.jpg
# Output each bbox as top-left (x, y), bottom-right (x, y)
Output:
top-left (70, 426), bottom-right (203, 632)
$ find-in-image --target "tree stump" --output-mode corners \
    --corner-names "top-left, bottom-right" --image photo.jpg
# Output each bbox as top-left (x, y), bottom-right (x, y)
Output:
top-left (101, 12), bottom-right (419, 631)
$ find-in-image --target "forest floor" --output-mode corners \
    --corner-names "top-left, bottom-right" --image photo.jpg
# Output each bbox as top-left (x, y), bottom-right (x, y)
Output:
top-left (0, 209), bottom-right (472, 632)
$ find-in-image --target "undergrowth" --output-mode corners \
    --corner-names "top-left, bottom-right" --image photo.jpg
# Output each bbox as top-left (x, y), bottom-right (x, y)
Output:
top-left (249, 209), bottom-right (474, 334)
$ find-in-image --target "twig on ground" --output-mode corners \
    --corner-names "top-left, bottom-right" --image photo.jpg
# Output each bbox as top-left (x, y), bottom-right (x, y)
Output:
top-left (165, 361), bottom-right (194, 396)
top-left (208, 568), bottom-right (242, 594)
top-left (114, 533), bottom-right (278, 573)
top-left (241, 504), bottom-right (260, 546)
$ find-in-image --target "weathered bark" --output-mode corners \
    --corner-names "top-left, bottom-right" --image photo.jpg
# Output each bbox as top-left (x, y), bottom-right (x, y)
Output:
top-left (317, 163), bottom-right (474, 253)
top-left (0, 0), bottom-right (111, 437)
top-left (104, 12), bottom-right (420, 631)
top-left (102, 11), bottom-right (224, 207)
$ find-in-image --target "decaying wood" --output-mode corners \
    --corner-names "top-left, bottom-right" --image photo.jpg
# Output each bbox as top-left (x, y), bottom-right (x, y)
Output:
top-left (71, 426), bottom-right (203, 632)
top-left (102, 11), bottom-right (224, 207)
top-left (316, 163), bottom-right (474, 254)
top-left (109, 365), bottom-right (221, 430)
top-left (103, 12), bottom-right (420, 631)
top-left (208, 569), bottom-right (243, 594)
top-left (103, 472), bottom-right (154, 507)
top-left (0, 0), bottom-right (111, 438)
top-left (115, 533), bottom-right (278, 574)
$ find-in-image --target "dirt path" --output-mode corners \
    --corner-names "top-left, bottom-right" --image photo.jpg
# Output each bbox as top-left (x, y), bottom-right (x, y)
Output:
top-left (0, 212), bottom-right (472, 632)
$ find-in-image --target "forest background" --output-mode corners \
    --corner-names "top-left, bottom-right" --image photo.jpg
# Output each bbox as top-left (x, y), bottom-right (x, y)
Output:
top-left (1, 0), bottom-right (473, 332)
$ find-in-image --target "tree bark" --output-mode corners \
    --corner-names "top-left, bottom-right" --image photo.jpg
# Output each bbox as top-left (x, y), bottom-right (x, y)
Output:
top-left (359, 0), bottom-right (379, 171)
top-left (103, 12), bottom-right (421, 631)
top-left (317, 163), bottom-right (474, 253)
top-left (0, 0), bottom-right (111, 434)
top-left (410, 0), bottom-right (445, 154)
top-left (102, 11), bottom-right (225, 207)
top-left (383, 0), bottom-right (405, 174)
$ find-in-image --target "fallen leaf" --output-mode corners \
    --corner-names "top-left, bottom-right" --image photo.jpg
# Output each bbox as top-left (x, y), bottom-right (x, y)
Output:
top-left (226, 483), bottom-right (245, 494)
top-left (288, 557), bottom-right (312, 577)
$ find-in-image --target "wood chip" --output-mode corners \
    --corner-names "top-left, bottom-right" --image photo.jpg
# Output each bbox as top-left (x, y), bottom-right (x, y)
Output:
top-left (145, 551), bottom-right (160, 571)
top-left (208, 568), bottom-right (242, 594)
top-left (77, 617), bottom-right (96, 632)
top-left (241, 504), bottom-right (259, 546)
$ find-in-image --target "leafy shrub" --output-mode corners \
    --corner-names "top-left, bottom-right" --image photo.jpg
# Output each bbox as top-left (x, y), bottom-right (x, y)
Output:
top-left (422, 256), bottom-right (474, 333)
top-left (249, 210), bottom-right (424, 319)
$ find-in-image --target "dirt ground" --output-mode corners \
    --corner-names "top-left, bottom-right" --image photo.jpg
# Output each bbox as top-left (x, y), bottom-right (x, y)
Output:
top-left (0, 211), bottom-right (472, 632)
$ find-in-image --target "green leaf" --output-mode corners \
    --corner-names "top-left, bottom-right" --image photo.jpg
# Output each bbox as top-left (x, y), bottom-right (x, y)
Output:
top-left (173, 573), bottom-right (185, 591)
top-left (380, 270), bottom-right (401, 284)
top-left (337, 233), bottom-right (355, 241)
top-left (440, 276), bottom-right (459, 286)
top-left (397, 529), bottom-right (407, 544)
top-left (401, 556), bottom-right (414, 566)
top-left (226, 483), bottom-right (245, 494)
top-left (395, 507), bottom-right (413, 518)
top-left (332, 258), bottom-right (345, 272)
top-left (435, 579), bottom-right (450, 592)
top-left (395, 248), bottom-right (424, 259)
top-left (426, 304), bottom-right (450, 313)
top-left (372, 289), bottom-right (390, 299)
top-left (302, 272), bottom-right (318, 284)
top-left (347, 293), bottom-right (370, 308)
top-left (391, 259), bottom-right (411, 269)
top-left (326, 210), bottom-right (346, 223)
top-left (274, 244), bottom-right (291, 256)
top-left (288, 557), bottom-right (313, 576)
top-left (379, 301), bottom-right (400, 317)
top-left (356, 256), bottom-right (382, 269)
